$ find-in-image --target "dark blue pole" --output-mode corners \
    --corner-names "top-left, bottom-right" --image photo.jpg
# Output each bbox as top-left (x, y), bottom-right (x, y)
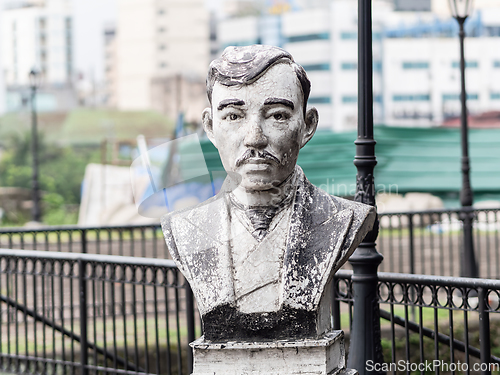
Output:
top-left (455, 16), bottom-right (478, 278)
top-left (347, 0), bottom-right (385, 373)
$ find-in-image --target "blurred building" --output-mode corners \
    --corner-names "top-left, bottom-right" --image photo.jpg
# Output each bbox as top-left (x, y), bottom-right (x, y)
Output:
top-left (150, 74), bottom-right (207, 127)
top-left (217, 0), bottom-right (500, 131)
top-left (103, 25), bottom-right (118, 108)
top-left (112, 0), bottom-right (210, 123)
top-left (0, 18), bottom-right (5, 116)
top-left (1, 0), bottom-right (77, 112)
top-left (394, 0), bottom-right (431, 12)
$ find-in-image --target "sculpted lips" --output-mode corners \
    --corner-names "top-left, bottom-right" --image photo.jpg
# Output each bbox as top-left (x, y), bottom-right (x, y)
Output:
top-left (235, 149), bottom-right (280, 168)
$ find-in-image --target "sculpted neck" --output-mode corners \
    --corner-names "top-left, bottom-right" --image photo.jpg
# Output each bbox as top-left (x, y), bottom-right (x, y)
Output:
top-left (229, 170), bottom-right (297, 208)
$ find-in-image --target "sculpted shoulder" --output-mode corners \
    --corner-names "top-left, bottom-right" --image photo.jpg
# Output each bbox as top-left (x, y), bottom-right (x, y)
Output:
top-left (329, 195), bottom-right (377, 260)
top-left (330, 195), bottom-right (376, 229)
top-left (161, 193), bottom-right (225, 229)
top-left (160, 193), bottom-right (227, 264)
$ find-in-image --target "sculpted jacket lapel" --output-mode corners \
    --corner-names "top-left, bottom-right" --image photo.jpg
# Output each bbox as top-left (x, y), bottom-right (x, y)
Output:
top-left (282, 172), bottom-right (353, 311)
top-left (166, 194), bottom-right (235, 315)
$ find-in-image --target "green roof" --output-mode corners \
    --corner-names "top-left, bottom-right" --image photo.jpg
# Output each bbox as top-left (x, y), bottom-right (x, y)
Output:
top-left (199, 126), bottom-right (500, 201)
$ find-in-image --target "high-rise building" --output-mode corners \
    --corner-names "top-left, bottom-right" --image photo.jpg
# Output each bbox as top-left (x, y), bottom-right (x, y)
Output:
top-left (2, 0), bottom-right (73, 86)
top-left (1, 0), bottom-right (76, 112)
top-left (0, 17), bottom-right (5, 116)
top-left (115, 0), bottom-right (210, 114)
top-left (217, 0), bottom-right (500, 131)
top-left (103, 25), bottom-right (118, 108)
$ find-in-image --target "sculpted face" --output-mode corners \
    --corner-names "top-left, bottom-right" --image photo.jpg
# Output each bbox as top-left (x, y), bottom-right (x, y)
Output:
top-left (203, 63), bottom-right (318, 192)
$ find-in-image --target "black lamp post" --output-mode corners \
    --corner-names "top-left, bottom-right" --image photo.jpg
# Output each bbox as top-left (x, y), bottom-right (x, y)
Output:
top-left (29, 69), bottom-right (42, 223)
top-left (347, 0), bottom-right (385, 373)
top-left (449, 0), bottom-right (478, 278)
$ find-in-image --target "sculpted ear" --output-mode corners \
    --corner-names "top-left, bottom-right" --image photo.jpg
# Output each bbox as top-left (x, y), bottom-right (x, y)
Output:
top-left (202, 107), bottom-right (217, 148)
top-left (301, 107), bottom-right (318, 148)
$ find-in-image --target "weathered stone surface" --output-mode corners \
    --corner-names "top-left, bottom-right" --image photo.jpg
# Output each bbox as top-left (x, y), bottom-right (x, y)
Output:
top-left (191, 330), bottom-right (347, 375)
top-left (162, 167), bottom-right (375, 340)
top-left (161, 45), bottom-right (376, 342)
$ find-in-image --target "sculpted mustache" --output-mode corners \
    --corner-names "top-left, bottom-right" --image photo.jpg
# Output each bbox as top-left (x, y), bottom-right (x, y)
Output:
top-left (235, 149), bottom-right (280, 167)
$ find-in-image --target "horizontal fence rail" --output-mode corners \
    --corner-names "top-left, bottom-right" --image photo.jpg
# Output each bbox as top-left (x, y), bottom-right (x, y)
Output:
top-left (335, 270), bottom-right (500, 375)
top-left (1, 207), bottom-right (499, 278)
top-left (0, 249), bottom-right (197, 375)
top-left (377, 207), bottom-right (500, 278)
top-left (0, 224), bottom-right (168, 259)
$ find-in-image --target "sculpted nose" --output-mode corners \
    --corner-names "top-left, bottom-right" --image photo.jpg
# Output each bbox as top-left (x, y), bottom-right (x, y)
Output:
top-left (243, 120), bottom-right (268, 149)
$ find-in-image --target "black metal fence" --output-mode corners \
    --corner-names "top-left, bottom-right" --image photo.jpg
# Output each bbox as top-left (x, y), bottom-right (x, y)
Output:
top-left (2, 247), bottom-right (500, 375)
top-left (1, 207), bottom-right (499, 278)
top-left (377, 207), bottom-right (500, 278)
top-left (334, 270), bottom-right (500, 375)
top-left (1, 207), bottom-right (500, 374)
top-left (0, 225), bottom-right (168, 259)
top-left (0, 249), bottom-right (196, 375)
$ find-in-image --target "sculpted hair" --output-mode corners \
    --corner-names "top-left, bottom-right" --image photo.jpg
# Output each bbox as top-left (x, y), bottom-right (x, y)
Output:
top-left (206, 45), bottom-right (311, 117)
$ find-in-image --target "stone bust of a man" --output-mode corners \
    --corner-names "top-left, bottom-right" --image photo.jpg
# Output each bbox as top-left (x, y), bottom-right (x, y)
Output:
top-left (161, 45), bottom-right (376, 341)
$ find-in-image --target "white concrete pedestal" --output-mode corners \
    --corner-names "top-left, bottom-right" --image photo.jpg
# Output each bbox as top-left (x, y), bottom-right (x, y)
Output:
top-left (190, 330), bottom-right (357, 375)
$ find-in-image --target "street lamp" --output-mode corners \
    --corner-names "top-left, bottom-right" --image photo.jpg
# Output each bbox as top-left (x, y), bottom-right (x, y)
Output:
top-left (29, 69), bottom-right (42, 223)
top-left (346, 0), bottom-right (385, 373)
top-left (449, 0), bottom-right (478, 278)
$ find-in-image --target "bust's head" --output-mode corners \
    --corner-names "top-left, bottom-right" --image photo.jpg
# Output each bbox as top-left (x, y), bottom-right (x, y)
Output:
top-left (202, 45), bottom-right (319, 192)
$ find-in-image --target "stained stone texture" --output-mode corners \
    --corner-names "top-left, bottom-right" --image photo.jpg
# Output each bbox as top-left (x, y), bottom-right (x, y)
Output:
top-left (161, 44), bottom-right (377, 342)
top-left (190, 331), bottom-right (351, 375)
top-left (162, 167), bottom-right (375, 341)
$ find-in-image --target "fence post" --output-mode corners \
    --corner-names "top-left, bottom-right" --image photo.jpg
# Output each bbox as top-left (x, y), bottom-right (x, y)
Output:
top-left (185, 283), bottom-right (196, 374)
top-left (81, 229), bottom-right (87, 254)
top-left (347, 0), bottom-right (385, 373)
top-left (407, 213), bottom-right (416, 321)
top-left (478, 287), bottom-right (491, 375)
top-left (460, 207), bottom-right (478, 278)
top-left (408, 213), bottom-right (415, 275)
top-left (332, 278), bottom-right (341, 330)
top-left (78, 259), bottom-right (88, 375)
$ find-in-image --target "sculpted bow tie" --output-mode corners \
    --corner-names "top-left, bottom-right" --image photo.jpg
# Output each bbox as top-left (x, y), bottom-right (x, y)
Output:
top-left (229, 187), bottom-right (295, 241)
top-left (245, 206), bottom-right (279, 240)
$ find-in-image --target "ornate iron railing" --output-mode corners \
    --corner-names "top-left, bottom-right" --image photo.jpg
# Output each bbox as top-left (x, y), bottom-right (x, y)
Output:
top-left (377, 207), bottom-right (500, 278)
top-left (0, 249), bottom-right (196, 375)
top-left (334, 270), bottom-right (500, 375)
top-left (1, 207), bottom-right (498, 278)
top-left (2, 212), bottom-right (500, 374)
top-left (0, 224), bottom-right (168, 259)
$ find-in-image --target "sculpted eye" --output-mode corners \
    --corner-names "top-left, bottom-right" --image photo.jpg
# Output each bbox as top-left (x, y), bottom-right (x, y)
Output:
top-left (272, 112), bottom-right (289, 121)
top-left (229, 113), bottom-right (240, 121)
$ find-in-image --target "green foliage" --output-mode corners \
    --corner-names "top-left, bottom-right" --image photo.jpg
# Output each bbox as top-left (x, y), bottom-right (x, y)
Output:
top-left (0, 132), bottom-right (99, 225)
top-left (40, 192), bottom-right (78, 225)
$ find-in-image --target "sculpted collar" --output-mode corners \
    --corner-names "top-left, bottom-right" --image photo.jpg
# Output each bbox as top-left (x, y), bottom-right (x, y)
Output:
top-left (227, 170), bottom-right (298, 240)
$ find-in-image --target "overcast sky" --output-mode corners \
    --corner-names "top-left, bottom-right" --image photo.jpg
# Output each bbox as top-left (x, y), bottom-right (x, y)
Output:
top-left (72, 0), bottom-right (116, 83)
